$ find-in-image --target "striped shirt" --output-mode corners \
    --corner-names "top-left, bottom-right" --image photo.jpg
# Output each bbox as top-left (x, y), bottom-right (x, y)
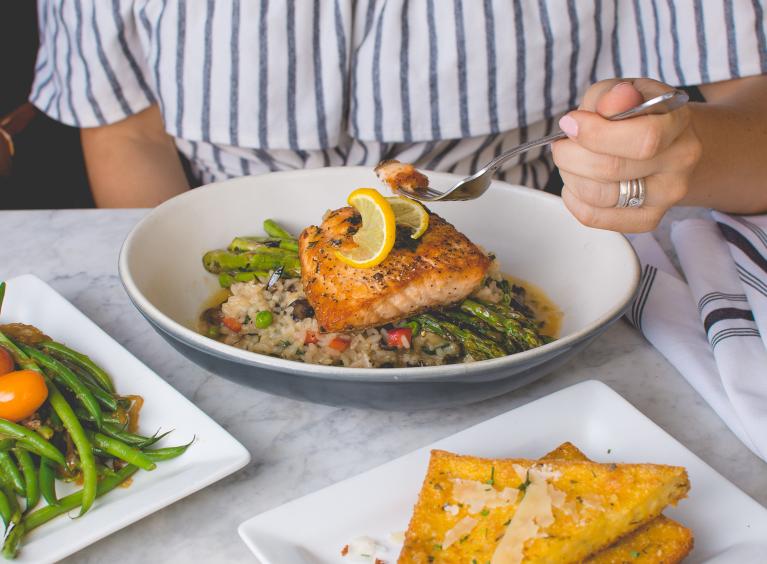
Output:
top-left (31, 0), bottom-right (767, 189)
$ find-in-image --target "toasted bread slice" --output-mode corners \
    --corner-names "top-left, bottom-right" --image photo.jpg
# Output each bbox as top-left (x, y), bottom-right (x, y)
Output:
top-left (398, 449), bottom-right (689, 563)
top-left (541, 443), bottom-right (693, 564)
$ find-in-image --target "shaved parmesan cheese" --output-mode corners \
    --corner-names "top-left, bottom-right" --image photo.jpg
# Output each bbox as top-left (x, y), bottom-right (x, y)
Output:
top-left (451, 479), bottom-right (519, 514)
top-left (442, 516), bottom-right (479, 550)
top-left (491, 467), bottom-right (565, 564)
top-left (443, 504), bottom-right (460, 516)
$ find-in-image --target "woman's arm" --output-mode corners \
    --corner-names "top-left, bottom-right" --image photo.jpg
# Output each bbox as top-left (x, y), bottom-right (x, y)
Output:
top-left (688, 75), bottom-right (767, 212)
top-left (80, 104), bottom-right (190, 208)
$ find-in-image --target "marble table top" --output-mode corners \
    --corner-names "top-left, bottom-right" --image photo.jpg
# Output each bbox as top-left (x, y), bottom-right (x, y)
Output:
top-left (0, 208), bottom-right (764, 563)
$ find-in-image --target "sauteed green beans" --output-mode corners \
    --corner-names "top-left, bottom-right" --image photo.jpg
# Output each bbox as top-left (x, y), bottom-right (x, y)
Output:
top-left (0, 282), bottom-right (192, 559)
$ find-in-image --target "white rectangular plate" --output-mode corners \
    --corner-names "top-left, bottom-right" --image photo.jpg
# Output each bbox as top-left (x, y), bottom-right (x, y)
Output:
top-left (239, 379), bottom-right (767, 564)
top-left (0, 275), bottom-right (250, 563)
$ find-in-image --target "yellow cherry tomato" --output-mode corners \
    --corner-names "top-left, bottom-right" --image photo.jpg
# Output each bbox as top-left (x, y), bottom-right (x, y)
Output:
top-left (0, 348), bottom-right (14, 376)
top-left (0, 370), bottom-right (49, 422)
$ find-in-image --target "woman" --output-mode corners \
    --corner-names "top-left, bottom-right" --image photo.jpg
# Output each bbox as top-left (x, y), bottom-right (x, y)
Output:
top-left (30, 1), bottom-right (767, 232)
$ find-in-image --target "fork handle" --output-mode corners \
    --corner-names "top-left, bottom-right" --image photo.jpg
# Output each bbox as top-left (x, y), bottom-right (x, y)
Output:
top-left (482, 132), bottom-right (566, 175)
top-left (481, 89), bottom-right (689, 175)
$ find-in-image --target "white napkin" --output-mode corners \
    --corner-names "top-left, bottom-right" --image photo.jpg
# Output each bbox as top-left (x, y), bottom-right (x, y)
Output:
top-left (627, 212), bottom-right (767, 461)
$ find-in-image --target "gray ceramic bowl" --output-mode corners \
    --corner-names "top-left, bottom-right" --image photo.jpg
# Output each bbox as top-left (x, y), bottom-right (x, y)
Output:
top-left (119, 167), bottom-right (639, 410)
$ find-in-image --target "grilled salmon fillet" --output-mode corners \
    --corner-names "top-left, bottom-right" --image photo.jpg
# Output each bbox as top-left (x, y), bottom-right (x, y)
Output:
top-left (298, 206), bottom-right (490, 332)
top-left (375, 159), bottom-right (430, 194)
top-left (542, 443), bottom-right (693, 564)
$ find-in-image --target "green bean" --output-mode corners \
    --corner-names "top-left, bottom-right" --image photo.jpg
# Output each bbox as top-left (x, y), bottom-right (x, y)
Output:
top-left (0, 281), bottom-right (5, 314)
top-left (23, 464), bottom-right (138, 533)
top-left (0, 484), bottom-right (21, 558)
top-left (0, 419), bottom-right (65, 466)
top-left (218, 272), bottom-right (234, 288)
top-left (38, 459), bottom-right (58, 507)
top-left (0, 439), bottom-right (14, 451)
top-left (0, 452), bottom-right (25, 496)
top-left (75, 408), bottom-right (124, 427)
top-left (90, 433), bottom-right (156, 471)
top-left (47, 381), bottom-right (97, 515)
top-left (13, 448), bottom-right (39, 511)
top-left (143, 439), bottom-right (193, 462)
top-left (35, 425), bottom-right (54, 440)
top-left (20, 344), bottom-right (103, 429)
top-left (40, 341), bottom-right (114, 393)
top-left (263, 219), bottom-right (295, 240)
top-left (0, 488), bottom-right (11, 526)
top-left (100, 423), bottom-right (171, 449)
top-left (79, 377), bottom-right (120, 412)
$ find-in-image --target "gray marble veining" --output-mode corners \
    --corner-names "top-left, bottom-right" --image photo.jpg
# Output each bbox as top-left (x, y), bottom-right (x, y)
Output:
top-left (0, 208), bottom-right (764, 563)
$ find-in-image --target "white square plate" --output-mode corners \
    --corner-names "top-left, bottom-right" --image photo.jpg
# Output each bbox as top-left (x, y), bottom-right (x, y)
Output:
top-left (0, 275), bottom-right (250, 563)
top-left (239, 379), bottom-right (767, 563)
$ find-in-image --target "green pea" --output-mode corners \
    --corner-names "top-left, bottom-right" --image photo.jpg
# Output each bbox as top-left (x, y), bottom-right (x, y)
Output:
top-left (254, 311), bottom-right (273, 329)
top-left (206, 326), bottom-right (220, 338)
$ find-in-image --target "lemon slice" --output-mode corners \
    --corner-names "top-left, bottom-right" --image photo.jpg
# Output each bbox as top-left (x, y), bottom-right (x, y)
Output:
top-left (387, 196), bottom-right (430, 239)
top-left (336, 188), bottom-right (396, 268)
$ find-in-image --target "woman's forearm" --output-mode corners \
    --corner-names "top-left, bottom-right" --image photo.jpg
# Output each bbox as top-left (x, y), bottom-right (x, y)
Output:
top-left (685, 75), bottom-right (767, 213)
top-left (81, 105), bottom-right (189, 208)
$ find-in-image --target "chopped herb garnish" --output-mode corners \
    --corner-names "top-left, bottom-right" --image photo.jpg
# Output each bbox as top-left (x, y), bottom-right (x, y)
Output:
top-left (243, 315), bottom-right (251, 325)
top-left (459, 534), bottom-right (470, 543)
top-left (607, 448), bottom-right (612, 454)
top-left (433, 544), bottom-right (442, 551)
top-left (480, 509), bottom-right (490, 517)
top-left (630, 550), bottom-right (641, 558)
top-left (503, 519), bottom-right (511, 526)
top-left (485, 465), bottom-right (495, 486)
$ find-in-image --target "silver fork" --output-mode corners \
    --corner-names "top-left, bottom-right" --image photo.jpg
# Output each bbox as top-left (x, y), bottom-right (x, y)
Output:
top-left (394, 89), bottom-right (689, 202)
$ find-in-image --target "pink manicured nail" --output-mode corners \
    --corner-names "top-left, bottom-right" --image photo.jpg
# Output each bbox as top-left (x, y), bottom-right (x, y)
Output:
top-left (559, 115), bottom-right (579, 138)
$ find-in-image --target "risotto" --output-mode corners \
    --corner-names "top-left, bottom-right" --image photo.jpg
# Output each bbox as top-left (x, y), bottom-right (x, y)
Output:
top-left (199, 261), bottom-right (561, 368)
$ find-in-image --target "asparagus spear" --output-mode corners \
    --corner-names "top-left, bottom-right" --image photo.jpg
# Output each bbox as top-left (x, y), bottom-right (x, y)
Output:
top-left (440, 310), bottom-right (509, 347)
top-left (263, 219), bottom-right (295, 240)
top-left (229, 236), bottom-right (299, 253)
top-left (203, 249), bottom-right (300, 277)
top-left (460, 299), bottom-right (543, 350)
top-left (416, 314), bottom-right (506, 360)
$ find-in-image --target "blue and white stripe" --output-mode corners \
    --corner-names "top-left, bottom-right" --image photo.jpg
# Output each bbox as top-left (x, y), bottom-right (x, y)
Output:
top-left (31, 0), bottom-right (767, 188)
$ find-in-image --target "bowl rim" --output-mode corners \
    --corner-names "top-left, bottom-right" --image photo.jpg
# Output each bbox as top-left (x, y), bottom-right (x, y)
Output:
top-left (118, 167), bottom-right (640, 383)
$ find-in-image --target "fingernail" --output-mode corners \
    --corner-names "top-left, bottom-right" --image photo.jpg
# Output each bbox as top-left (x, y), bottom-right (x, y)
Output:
top-left (559, 115), bottom-right (579, 138)
top-left (611, 81), bottom-right (633, 92)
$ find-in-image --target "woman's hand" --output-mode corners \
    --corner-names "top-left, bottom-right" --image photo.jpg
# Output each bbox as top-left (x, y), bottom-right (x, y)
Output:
top-left (552, 78), bottom-right (703, 233)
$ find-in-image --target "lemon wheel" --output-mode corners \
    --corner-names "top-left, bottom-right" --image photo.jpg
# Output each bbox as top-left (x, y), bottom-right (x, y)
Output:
top-left (335, 188), bottom-right (396, 268)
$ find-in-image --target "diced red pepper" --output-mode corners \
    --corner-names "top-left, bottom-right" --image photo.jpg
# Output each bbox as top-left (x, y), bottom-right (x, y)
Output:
top-left (386, 327), bottom-right (413, 348)
top-left (222, 316), bottom-right (242, 333)
top-left (328, 336), bottom-right (351, 352)
top-left (304, 330), bottom-right (319, 345)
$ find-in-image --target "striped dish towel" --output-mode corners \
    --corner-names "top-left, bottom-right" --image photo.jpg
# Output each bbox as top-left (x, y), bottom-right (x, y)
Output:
top-left (627, 212), bottom-right (767, 462)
